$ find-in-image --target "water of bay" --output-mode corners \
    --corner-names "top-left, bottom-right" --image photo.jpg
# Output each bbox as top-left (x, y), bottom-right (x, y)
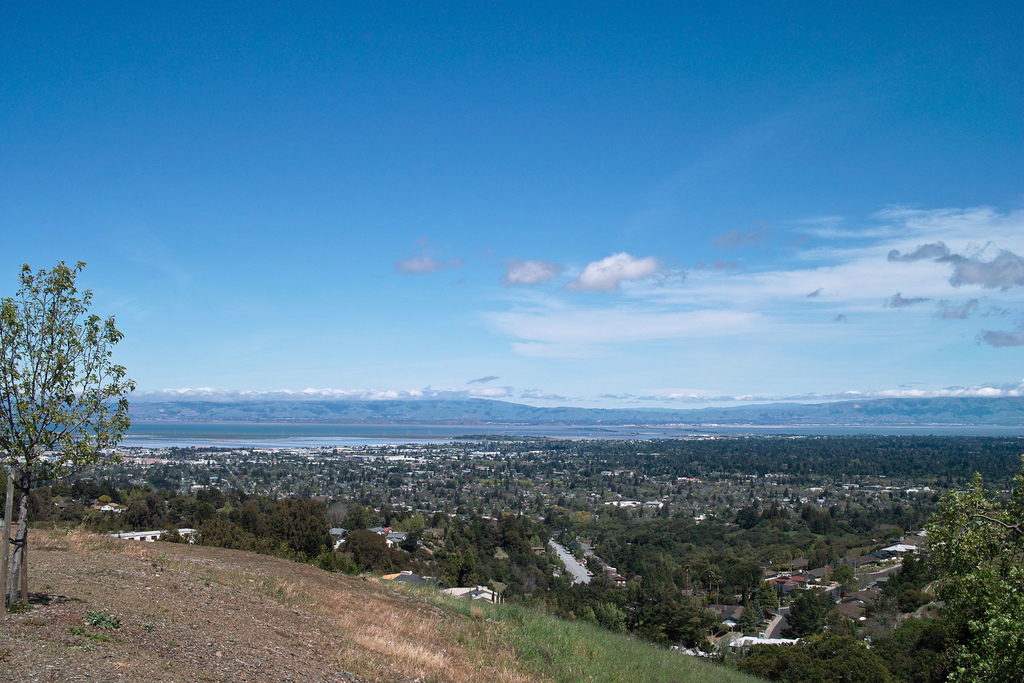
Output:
top-left (123, 420), bottom-right (1024, 448)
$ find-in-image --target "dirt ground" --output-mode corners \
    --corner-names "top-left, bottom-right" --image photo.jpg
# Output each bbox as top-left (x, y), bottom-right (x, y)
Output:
top-left (0, 529), bottom-right (533, 683)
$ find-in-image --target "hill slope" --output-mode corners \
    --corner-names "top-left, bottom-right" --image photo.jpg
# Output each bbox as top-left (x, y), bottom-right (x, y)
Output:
top-left (0, 529), bottom-right (755, 682)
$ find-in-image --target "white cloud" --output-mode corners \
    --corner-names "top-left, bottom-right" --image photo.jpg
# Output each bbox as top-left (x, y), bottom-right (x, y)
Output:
top-left (640, 380), bottom-right (1024, 403)
top-left (565, 253), bottom-right (663, 292)
top-left (503, 259), bottom-right (563, 286)
top-left (477, 205), bottom-right (1024, 394)
top-left (645, 207), bottom-right (1024, 310)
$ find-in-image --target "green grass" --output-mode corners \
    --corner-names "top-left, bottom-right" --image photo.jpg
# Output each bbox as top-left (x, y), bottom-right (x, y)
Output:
top-left (68, 626), bottom-right (112, 643)
top-left (84, 610), bottom-right (121, 629)
top-left (393, 584), bottom-right (759, 683)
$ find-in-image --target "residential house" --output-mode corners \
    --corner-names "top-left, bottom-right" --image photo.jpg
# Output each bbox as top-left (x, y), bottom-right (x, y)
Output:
top-left (110, 528), bottom-right (197, 543)
top-left (442, 585), bottom-right (503, 603)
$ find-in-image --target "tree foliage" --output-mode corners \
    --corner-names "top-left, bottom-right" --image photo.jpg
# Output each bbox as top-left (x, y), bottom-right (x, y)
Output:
top-left (782, 589), bottom-right (833, 638)
top-left (346, 528), bottom-right (400, 572)
top-left (738, 633), bottom-right (893, 683)
top-left (827, 563), bottom-right (855, 593)
top-left (757, 580), bottom-right (780, 612)
top-left (270, 498), bottom-right (332, 559)
top-left (872, 617), bottom-right (953, 683)
top-left (926, 457), bottom-right (1024, 682)
top-left (0, 262), bottom-right (133, 603)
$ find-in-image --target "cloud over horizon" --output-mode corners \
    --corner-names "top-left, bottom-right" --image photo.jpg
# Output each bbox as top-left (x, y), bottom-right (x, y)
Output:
top-left (132, 379), bottom-right (1024, 407)
top-left (640, 380), bottom-right (1024, 403)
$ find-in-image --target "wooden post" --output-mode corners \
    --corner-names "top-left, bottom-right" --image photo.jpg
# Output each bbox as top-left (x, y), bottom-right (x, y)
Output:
top-left (0, 473), bottom-right (12, 612)
top-left (19, 535), bottom-right (26, 605)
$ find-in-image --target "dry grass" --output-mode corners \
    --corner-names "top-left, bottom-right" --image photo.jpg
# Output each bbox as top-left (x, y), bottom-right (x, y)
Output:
top-left (0, 528), bottom-right (537, 682)
top-left (0, 528), bottom-right (756, 683)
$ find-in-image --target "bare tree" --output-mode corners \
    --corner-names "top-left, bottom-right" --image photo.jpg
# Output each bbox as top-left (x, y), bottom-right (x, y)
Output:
top-left (0, 262), bottom-right (133, 606)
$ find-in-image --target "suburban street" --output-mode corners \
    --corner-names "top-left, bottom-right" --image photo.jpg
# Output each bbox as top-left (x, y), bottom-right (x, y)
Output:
top-left (549, 540), bottom-right (591, 585)
top-left (764, 607), bottom-right (790, 639)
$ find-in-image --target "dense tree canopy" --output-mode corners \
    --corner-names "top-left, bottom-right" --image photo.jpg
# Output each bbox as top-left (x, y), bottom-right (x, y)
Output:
top-left (782, 589), bottom-right (833, 638)
top-left (738, 633), bottom-right (893, 683)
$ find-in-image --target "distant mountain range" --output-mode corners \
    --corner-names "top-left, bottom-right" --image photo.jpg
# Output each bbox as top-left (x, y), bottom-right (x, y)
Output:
top-left (129, 396), bottom-right (1024, 426)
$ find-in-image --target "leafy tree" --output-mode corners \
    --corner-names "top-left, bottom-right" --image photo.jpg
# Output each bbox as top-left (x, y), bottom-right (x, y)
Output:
top-left (125, 498), bottom-right (153, 529)
top-left (824, 609), bottom-right (856, 637)
top-left (624, 575), bottom-right (717, 647)
top-left (738, 601), bottom-right (762, 635)
top-left (270, 498), bottom-right (332, 559)
top-left (782, 589), bottom-right (833, 638)
top-left (828, 563), bottom-right (856, 593)
top-left (399, 528), bottom-right (422, 553)
top-left (399, 511), bottom-right (425, 535)
top-left (238, 499), bottom-right (269, 537)
top-left (880, 553), bottom-right (933, 612)
top-left (738, 633), bottom-right (893, 683)
top-left (926, 457), bottom-right (1024, 682)
top-left (346, 528), bottom-right (396, 572)
top-left (592, 600), bottom-right (627, 632)
top-left (0, 262), bottom-right (133, 605)
top-left (314, 550), bottom-right (358, 574)
top-left (441, 548), bottom-right (477, 586)
top-left (757, 580), bottom-right (780, 612)
top-left (343, 502), bottom-right (372, 530)
top-left (197, 517), bottom-right (249, 549)
top-left (872, 616), bottom-right (953, 683)
top-left (736, 504), bottom-right (760, 529)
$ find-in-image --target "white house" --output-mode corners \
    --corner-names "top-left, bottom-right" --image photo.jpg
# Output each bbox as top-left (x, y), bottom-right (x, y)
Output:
top-left (441, 585), bottom-right (502, 603)
top-left (109, 528), bottom-right (197, 543)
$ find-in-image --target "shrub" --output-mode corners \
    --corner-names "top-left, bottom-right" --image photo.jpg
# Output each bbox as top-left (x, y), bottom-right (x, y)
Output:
top-left (85, 610), bottom-right (121, 629)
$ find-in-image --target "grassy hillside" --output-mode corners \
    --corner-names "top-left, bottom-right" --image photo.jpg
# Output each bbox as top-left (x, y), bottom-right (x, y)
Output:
top-left (0, 528), bottom-right (757, 682)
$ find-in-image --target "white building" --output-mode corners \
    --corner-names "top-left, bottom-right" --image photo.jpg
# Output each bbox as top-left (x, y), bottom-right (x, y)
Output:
top-left (441, 585), bottom-right (502, 603)
top-left (109, 528), bottom-right (197, 542)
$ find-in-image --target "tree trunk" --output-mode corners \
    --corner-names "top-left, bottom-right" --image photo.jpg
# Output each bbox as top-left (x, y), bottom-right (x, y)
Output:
top-left (8, 470), bottom-right (29, 606)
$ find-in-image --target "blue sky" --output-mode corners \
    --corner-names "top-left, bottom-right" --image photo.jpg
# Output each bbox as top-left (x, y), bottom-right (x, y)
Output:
top-left (2, 3), bottom-right (1023, 407)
